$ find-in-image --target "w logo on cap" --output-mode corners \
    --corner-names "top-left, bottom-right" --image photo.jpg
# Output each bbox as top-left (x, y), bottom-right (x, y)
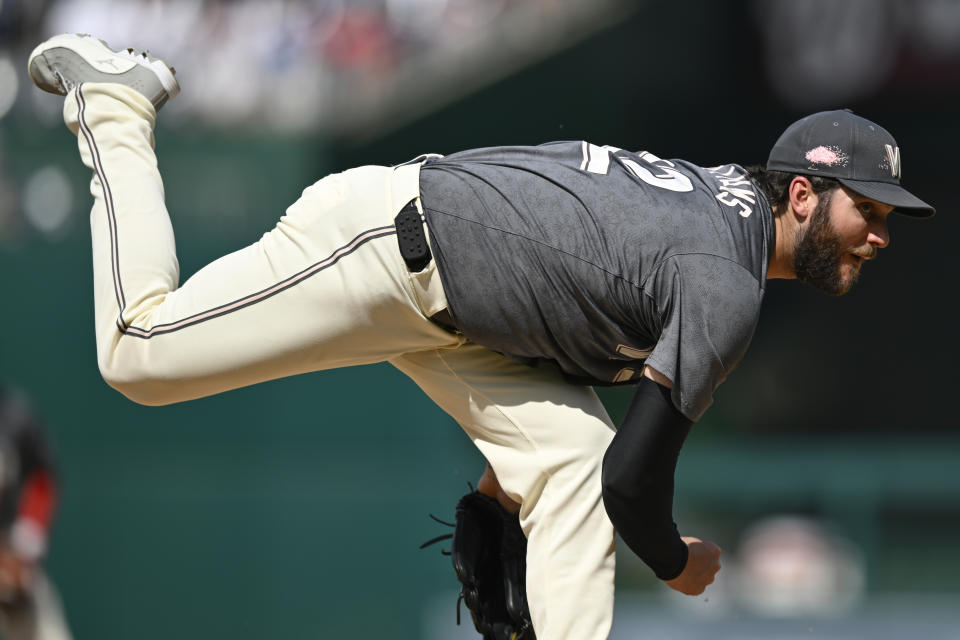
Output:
top-left (884, 144), bottom-right (901, 179)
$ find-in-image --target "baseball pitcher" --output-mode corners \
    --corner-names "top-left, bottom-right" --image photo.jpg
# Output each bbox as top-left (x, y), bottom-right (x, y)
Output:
top-left (26, 33), bottom-right (933, 640)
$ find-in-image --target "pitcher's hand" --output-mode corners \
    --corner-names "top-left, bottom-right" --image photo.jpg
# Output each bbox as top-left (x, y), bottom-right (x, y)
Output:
top-left (665, 537), bottom-right (721, 595)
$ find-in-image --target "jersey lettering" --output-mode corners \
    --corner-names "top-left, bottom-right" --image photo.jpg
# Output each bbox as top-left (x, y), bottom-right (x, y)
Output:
top-left (623, 152), bottom-right (694, 193)
top-left (579, 143), bottom-right (694, 193)
top-left (580, 142), bottom-right (612, 174)
top-left (707, 165), bottom-right (756, 218)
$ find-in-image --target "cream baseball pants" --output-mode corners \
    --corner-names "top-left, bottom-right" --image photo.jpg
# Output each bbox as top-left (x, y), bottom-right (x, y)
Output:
top-left (65, 83), bottom-right (617, 639)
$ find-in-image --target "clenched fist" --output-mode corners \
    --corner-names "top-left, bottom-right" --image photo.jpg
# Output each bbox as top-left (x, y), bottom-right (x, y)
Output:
top-left (665, 537), bottom-right (721, 596)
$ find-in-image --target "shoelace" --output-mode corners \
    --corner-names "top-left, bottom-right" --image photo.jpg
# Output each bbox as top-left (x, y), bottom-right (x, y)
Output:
top-left (123, 47), bottom-right (177, 76)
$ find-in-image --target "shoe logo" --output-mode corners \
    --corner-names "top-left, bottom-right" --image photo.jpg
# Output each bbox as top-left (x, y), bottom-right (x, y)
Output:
top-left (96, 58), bottom-right (119, 70)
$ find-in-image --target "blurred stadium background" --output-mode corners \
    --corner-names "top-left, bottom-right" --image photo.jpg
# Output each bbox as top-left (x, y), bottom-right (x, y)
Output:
top-left (1, 0), bottom-right (959, 638)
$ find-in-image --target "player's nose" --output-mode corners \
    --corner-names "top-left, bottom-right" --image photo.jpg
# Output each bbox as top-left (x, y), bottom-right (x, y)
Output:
top-left (868, 218), bottom-right (890, 249)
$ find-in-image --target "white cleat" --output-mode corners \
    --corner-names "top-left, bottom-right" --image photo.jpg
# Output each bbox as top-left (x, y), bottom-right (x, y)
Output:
top-left (28, 33), bottom-right (180, 109)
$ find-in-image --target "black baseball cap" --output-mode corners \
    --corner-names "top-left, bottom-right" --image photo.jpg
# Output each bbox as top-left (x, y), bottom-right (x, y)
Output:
top-left (766, 109), bottom-right (934, 217)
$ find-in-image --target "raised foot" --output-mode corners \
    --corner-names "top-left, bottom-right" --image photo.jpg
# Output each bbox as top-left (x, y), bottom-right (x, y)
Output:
top-left (27, 33), bottom-right (180, 110)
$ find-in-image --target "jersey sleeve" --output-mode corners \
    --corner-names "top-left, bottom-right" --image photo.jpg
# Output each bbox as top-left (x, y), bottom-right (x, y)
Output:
top-left (644, 254), bottom-right (763, 421)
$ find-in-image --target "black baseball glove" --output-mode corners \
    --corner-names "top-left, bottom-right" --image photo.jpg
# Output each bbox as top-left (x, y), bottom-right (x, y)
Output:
top-left (421, 491), bottom-right (535, 639)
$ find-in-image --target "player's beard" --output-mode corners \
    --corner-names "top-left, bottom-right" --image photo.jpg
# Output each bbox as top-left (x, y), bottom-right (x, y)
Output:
top-left (793, 190), bottom-right (858, 297)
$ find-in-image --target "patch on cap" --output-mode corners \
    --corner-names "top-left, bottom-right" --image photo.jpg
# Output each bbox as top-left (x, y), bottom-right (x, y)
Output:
top-left (805, 145), bottom-right (848, 167)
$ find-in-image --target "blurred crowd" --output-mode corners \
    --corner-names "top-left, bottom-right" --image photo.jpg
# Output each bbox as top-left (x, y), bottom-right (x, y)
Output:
top-left (0, 0), bottom-right (955, 134)
top-left (0, 0), bottom-right (634, 134)
top-left (0, 0), bottom-right (634, 244)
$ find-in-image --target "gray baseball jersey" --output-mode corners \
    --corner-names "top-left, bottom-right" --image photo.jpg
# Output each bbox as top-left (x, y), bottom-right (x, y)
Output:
top-left (419, 141), bottom-right (775, 420)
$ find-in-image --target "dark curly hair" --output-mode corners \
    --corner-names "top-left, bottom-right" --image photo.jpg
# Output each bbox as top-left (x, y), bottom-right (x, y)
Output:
top-left (746, 166), bottom-right (840, 216)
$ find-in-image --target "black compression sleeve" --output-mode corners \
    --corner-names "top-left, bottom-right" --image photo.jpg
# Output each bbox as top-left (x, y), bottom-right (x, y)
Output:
top-left (601, 377), bottom-right (693, 580)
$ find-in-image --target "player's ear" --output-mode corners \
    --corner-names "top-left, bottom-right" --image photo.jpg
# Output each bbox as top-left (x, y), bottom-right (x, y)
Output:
top-left (787, 176), bottom-right (816, 223)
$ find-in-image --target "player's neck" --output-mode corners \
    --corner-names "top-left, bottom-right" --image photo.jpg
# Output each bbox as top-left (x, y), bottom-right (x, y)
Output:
top-left (767, 206), bottom-right (798, 280)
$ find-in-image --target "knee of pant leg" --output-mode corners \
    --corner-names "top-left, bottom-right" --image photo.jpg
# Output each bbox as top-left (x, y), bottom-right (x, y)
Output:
top-left (486, 423), bottom-right (613, 512)
top-left (551, 425), bottom-right (615, 481)
top-left (100, 374), bottom-right (167, 406)
top-left (97, 357), bottom-right (174, 407)
top-left (508, 450), bottom-right (611, 529)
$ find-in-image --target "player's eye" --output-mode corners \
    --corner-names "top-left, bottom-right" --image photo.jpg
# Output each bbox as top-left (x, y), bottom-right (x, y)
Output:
top-left (857, 202), bottom-right (874, 218)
